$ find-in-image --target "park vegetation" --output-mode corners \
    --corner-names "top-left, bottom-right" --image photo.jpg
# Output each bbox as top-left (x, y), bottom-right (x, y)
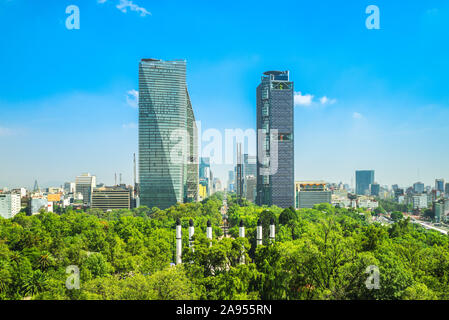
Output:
top-left (0, 193), bottom-right (448, 300)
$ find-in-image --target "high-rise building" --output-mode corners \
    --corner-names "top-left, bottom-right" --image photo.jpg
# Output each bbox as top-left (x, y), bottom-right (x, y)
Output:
top-left (445, 183), bottom-right (449, 197)
top-left (413, 182), bottom-right (425, 194)
top-left (245, 176), bottom-right (257, 203)
top-left (435, 179), bottom-right (445, 193)
top-left (0, 193), bottom-right (21, 219)
top-left (139, 59), bottom-right (198, 209)
top-left (243, 154), bottom-right (257, 177)
top-left (355, 170), bottom-right (375, 196)
top-left (75, 173), bottom-right (96, 206)
top-left (256, 71), bottom-right (294, 208)
top-left (370, 183), bottom-right (380, 197)
top-left (295, 181), bottom-right (331, 209)
top-left (91, 186), bottom-right (132, 211)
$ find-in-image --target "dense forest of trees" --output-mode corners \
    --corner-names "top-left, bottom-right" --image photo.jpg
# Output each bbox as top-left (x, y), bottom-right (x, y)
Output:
top-left (1, 193), bottom-right (448, 300)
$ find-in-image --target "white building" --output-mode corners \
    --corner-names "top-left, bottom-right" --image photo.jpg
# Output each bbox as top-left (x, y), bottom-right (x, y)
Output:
top-left (64, 182), bottom-right (76, 194)
top-left (12, 188), bottom-right (27, 198)
top-left (30, 196), bottom-right (49, 215)
top-left (0, 193), bottom-right (21, 219)
top-left (412, 194), bottom-right (428, 210)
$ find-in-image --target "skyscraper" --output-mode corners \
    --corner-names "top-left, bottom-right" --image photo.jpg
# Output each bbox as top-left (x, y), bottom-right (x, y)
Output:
top-left (256, 71), bottom-right (294, 208)
top-left (139, 59), bottom-right (198, 209)
top-left (435, 179), bottom-right (445, 193)
top-left (355, 170), bottom-right (375, 195)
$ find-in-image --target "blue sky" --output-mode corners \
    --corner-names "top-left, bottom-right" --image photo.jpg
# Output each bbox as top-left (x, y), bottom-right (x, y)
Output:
top-left (1, 0), bottom-right (449, 189)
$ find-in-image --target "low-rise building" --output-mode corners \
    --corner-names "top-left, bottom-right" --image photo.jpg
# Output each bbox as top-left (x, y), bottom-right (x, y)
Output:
top-left (91, 186), bottom-right (131, 211)
top-left (295, 181), bottom-right (332, 209)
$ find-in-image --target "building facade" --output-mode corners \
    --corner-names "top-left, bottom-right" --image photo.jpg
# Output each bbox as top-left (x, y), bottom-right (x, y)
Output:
top-left (91, 186), bottom-right (131, 211)
top-left (370, 183), bottom-right (380, 197)
top-left (435, 179), bottom-right (445, 193)
top-left (413, 182), bottom-right (425, 194)
top-left (295, 181), bottom-right (331, 209)
top-left (0, 193), bottom-right (21, 219)
top-left (139, 59), bottom-right (198, 209)
top-left (355, 170), bottom-right (375, 196)
top-left (256, 71), bottom-right (294, 208)
top-left (75, 173), bottom-right (96, 206)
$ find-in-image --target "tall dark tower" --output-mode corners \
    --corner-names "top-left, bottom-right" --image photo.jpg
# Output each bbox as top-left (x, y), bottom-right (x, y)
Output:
top-left (256, 71), bottom-right (294, 208)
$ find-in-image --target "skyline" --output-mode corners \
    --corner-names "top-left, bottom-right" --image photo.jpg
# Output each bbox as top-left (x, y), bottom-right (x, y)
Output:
top-left (1, 0), bottom-right (449, 188)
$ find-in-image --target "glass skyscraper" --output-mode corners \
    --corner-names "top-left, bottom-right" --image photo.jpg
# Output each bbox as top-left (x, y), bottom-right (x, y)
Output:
top-left (139, 59), bottom-right (198, 209)
top-left (355, 170), bottom-right (375, 195)
top-left (256, 71), bottom-right (294, 208)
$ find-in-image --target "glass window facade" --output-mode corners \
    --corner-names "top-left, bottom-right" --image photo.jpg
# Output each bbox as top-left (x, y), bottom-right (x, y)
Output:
top-left (256, 71), bottom-right (294, 208)
top-left (139, 59), bottom-right (198, 209)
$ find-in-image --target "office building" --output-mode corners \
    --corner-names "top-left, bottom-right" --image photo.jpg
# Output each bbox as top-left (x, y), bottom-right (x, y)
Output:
top-left (199, 157), bottom-right (212, 196)
top-left (413, 182), bottom-right (425, 194)
top-left (356, 170), bottom-right (375, 195)
top-left (434, 199), bottom-right (449, 223)
top-left (295, 181), bottom-right (331, 209)
top-left (445, 183), bottom-right (449, 197)
top-left (436, 179), bottom-right (445, 193)
top-left (0, 193), bottom-right (21, 219)
top-left (245, 176), bottom-right (257, 203)
top-left (91, 186), bottom-right (131, 211)
top-left (199, 184), bottom-right (207, 201)
top-left (30, 196), bottom-right (49, 215)
top-left (228, 170), bottom-right (235, 192)
top-left (11, 188), bottom-right (27, 198)
top-left (243, 154), bottom-right (257, 177)
top-left (256, 71), bottom-right (294, 208)
top-left (370, 183), bottom-right (380, 197)
top-left (411, 194), bottom-right (428, 210)
top-left (75, 173), bottom-right (96, 206)
top-left (139, 59), bottom-right (198, 209)
top-left (64, 182), bottom-right (76, 194)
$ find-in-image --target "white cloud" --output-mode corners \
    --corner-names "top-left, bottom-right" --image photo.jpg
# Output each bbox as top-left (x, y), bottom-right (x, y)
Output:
top-left (126, 89), bottom-right (138, 108)
top-left (320, 96), bottom-right (337, 105)
top-left (353, 112), bottom-right (363, 119)
top-left (98, 0), bottom-right (151, 17)
top-left (122, 122), bottom-right (137, 129)
top-left (294, 92), bottom-right (314, 107)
